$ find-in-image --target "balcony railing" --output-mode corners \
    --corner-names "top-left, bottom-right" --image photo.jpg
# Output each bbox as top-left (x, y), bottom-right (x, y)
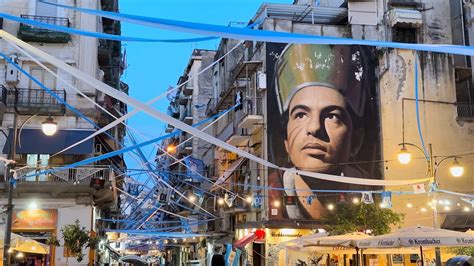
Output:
top-left (18, 15), bottom-right (71, 43)
top-left (242, 97), bottom-right (263, 116)
top-left (457, 102), bottom-right (474, 119)
top-left (14, 88), bottom-right (66, 115)
top-left (15, 165), bottom-right (112, 183)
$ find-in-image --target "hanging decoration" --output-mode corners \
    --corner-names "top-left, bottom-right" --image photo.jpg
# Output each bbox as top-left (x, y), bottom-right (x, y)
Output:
top-left (380, 191), bottom-right (392, 208)
top-left (306, 195), bottom-right (314, 205)
top-left (361, 192), bottom-right (374, 204)
top-left (253, 193), bottom-right (263, 209)
top-left (413, 184), bottom-right (426, 194)
top-left (39, 0), bottom-right (474, 56)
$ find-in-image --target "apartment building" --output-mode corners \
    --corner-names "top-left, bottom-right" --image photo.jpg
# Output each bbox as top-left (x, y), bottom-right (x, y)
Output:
top-left (0, 0), bottom-right (127, 265)
top-left (201, 0), bottom-right (474, 265)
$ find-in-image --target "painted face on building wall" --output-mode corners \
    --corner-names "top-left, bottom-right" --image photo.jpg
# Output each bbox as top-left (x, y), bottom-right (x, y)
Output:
top-left (284, 85), bottom-right (355, 174)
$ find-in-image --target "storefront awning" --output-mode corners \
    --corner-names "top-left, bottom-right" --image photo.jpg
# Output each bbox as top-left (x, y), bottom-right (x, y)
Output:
top-left (388, 9), bottom-right (423, 28)
top-left (442, 213), bottom-right (474, 231)
top-left (210, 157), bottom-right (246, 192)
top-left (233, 233), bottom-right (257, 248)
top-left (3, 128), bottom-right (94, 155)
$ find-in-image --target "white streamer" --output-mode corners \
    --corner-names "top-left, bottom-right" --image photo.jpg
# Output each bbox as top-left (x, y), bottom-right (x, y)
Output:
top-left (0, 31), bottom-right (430, 187)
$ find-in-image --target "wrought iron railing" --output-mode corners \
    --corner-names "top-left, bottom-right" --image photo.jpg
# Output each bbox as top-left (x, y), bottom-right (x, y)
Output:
top-left (19, 15), bottom-right (71, 43)
top-left (15, 165), bottom-right (112, 183)
top-left (14, 88), bottom-right (66, 115)
top-left (20, 15), bottom-right (70, 27)
top-left (457, 102), bottom-right (474, 118)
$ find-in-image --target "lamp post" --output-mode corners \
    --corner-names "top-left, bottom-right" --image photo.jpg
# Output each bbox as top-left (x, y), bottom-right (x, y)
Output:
top-left (2, 113), bottom-right (58, 266)
top-left (397, 142), bottom-right (465, 266)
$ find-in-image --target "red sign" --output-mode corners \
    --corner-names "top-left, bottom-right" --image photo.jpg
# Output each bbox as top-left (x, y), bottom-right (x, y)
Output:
top-left (12, 209), bottom-right (58, 230)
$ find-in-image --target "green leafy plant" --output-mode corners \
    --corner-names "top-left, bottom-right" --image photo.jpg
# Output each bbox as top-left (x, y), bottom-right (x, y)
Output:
top-left (450, 246), bottom-right (474, 257)
top-left (46, 235), bottom-right (60, 247)
top-left (60, 219), bottom-right (98, 263)
top-left (322, 200), bottom-right (404, 236)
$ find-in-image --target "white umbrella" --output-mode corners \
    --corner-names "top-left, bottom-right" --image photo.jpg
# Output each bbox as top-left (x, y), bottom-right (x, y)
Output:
top-left (355, 226), bottom-right (474, 248)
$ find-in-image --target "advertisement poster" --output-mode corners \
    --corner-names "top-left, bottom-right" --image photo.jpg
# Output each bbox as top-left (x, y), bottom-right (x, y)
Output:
top-left (266, 43), bottom-right (382, 220)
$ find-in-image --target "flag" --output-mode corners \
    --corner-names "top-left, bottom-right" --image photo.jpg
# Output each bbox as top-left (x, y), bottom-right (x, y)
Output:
top-left (413, 184), bottom-right (426, 194)
top-left (381, 191), bottom-right (392, 208)
top-left (253, 194), bottom-right (263, 208)
top-left (361, 192), bottom-right (374, 204)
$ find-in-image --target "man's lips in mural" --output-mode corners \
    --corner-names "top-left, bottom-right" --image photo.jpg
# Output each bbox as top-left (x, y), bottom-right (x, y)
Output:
top-left (302, 143), bottom-right (327, 157)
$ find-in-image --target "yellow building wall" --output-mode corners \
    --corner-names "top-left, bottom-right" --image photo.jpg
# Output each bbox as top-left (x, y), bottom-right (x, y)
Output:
top-left (379, 49), bottom-right (474, 228)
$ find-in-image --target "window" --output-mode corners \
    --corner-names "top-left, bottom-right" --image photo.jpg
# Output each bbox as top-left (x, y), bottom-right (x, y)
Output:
top-left (27, 67), bottom-right (57, 107)
top-left (26, 154), bottom-right (50, 181)
top-left (35, 0), bottom-right (57, 17)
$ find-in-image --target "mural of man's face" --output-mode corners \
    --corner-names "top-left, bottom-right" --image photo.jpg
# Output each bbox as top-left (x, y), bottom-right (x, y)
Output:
top-left (284, 86), bottom-right (355, 173)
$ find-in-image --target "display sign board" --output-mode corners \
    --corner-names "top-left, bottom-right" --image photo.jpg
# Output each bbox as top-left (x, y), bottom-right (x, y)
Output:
top-left (12, 209), bottom-right (58, 230)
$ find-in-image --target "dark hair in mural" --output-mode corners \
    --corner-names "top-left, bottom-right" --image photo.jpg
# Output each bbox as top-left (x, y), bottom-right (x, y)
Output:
top-left (266, 43), bottom-right (382, 221)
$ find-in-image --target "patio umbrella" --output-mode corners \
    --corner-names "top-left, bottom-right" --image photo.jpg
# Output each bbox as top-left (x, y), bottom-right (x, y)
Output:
top-left (119, 254), bottom-right (148, 266)
top-left (355, 226), bottom-right (474, 266)
top-left (355, 226), bottom-right (474, 248)
top-left (0, 228), bottom-right (50, 255)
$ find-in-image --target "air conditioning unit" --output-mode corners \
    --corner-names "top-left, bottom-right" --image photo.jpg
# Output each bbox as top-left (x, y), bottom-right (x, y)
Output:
top-left (5, 55), bottom-right (19, 84)
top-left (257, 71), bottom-right (266, 91)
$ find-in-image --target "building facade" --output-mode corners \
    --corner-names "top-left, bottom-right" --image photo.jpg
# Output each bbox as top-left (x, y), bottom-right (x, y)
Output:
top-left (189, 0), bottom-right (473, 265)
top-left (0, 0), bottom-right (127, 265)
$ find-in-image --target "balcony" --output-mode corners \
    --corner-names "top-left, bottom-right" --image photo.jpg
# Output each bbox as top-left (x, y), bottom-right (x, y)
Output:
top-left (165, 124), bottom-right (174, 133)
top-left (238, 97), bottom-right (263, 130)
top-left (457, 102), bottom-right (474, 119)
top-left (183, 84), bottom-right (194, 96)
top-left (178, 95), bottom-right (190, 105)
top-left (18, 15), bottom-right (71, 43)
top-left (101, 65), bottom-right (123, 89)
top-left (180, 141), bottom-right (193, 155)
top-left (5, 165), bottom-right (112, 198)
top-left (14, 88), bottom-right (66, 115)
top-left (15, 165), bottom-right (112, 184)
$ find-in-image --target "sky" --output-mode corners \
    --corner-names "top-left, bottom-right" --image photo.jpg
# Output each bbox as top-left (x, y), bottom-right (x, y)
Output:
top-left (120, 0), bottom-right (291, 169)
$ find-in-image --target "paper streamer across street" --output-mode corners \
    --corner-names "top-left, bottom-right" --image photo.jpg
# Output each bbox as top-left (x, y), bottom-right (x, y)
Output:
top-left (41, 0), bottom-right (474, 56)
top-left (0, 31), bottom-right (430, 187)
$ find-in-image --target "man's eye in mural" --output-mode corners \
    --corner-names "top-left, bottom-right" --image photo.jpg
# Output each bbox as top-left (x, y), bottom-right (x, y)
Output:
top-left (294, 111), bottom-right (307, 120)
top-left (325, 112), bottom-right (343, 124)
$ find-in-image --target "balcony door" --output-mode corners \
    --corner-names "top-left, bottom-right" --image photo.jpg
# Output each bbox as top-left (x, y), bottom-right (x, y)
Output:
top-left (28, 67), bottom-right (56, 108)
top-left (26, 154), bottom-right (50, 182)
top-left (35, 0), bottom-right (57, 17)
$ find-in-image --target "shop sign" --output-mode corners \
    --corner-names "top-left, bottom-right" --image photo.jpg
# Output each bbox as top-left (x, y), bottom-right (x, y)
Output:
top-left (12, 209), bottom-right (57, 230)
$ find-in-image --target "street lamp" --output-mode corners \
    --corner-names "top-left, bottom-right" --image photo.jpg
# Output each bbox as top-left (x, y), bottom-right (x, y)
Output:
top-left (397, 142), bottom-right (465, 266)
top-left (41, 116), bottom-right (58, 136)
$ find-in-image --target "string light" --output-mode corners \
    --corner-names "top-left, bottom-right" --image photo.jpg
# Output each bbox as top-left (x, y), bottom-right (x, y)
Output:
top-left (327, 203), bottom-right (335, 211)
top-left (444, 206), bottom-right (451, 211)
top-left (273, 200), bottom-right (281, 208)
top-left (245, 195), bottom-right (253, 204)
top-left (352, 197), bottom-right (360, 204)
top-left (217, 197), bottom-right (225, 205)
top-left (406, 203), bottom-right (413, 208)
top-left (189, 194), bottom-right (197, 203)
top-left (420, 207), bottom-right (427, 212)
top-left (463, 206), bottom-right (470, 212)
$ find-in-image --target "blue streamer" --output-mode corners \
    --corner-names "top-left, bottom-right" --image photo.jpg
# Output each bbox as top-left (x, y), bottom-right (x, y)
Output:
top-left (22, 103), bottom-right (239, 179)
top-left (414, 56), bottom-right (429, 158)
top-left (0, 52), bottom-right (116, 140)
top-left (41, 0), bottom-right (474, 56)
top-left (0, 12), bottom-right (217, 43)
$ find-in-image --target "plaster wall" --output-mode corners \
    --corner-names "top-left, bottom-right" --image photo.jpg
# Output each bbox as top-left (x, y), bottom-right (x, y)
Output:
top-left (379, 49), bottom-right (474, 227)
